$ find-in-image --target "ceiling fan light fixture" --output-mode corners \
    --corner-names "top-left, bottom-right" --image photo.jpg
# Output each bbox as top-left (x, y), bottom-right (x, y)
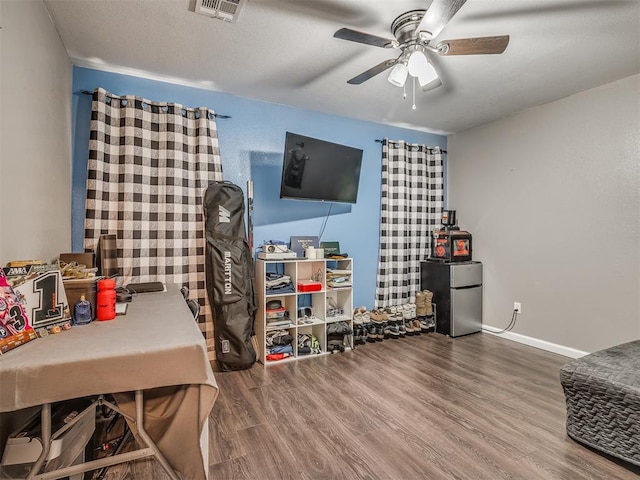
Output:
top-left (387, 62), bottom-right (408, 87)
top-left (417, 62), bottom-right (439, 87)
top-left (407, 48), bottom-right (430, 77)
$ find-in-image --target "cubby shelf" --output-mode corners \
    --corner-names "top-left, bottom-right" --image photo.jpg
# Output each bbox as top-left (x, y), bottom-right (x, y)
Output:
top-left (255, 258), bottom-right (353, 365)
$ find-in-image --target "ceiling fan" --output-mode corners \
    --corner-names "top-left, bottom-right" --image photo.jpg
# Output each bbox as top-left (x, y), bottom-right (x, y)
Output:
top-left (334, 0), bottom-right (509, 94)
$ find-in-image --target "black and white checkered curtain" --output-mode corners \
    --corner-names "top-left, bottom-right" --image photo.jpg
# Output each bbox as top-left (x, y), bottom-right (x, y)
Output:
top-left (375, 139), bottom-right (444, 308)
top-left (84, 87), bottom-right (223, 349)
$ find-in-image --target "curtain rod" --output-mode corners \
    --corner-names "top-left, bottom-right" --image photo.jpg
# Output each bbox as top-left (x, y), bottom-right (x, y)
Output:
top-left (78, 90), bottom-right (231, 119)
top-left (375, 138), bottom-right (447, 154)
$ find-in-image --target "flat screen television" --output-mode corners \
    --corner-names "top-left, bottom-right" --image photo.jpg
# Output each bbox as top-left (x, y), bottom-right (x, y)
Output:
top-left (279, 132), bottom-right (363, 204)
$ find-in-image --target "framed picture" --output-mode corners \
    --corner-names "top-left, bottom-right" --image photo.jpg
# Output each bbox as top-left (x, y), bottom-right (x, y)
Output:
top-left (320, 241), bottom-right (341, 257)
top-left (289, 236), bottom-right (319, 258)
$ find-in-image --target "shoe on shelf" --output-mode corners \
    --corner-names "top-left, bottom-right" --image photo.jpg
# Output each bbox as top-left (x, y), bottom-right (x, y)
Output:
top-left (388, 306), bottom-right (404, 322)
top-left (423, 290), bottom-right (434, 316)
top-left (366, 324), bottom-right (378, 343)
top-left (398, 322), bottom-right (407, 337)
top-left (376, 324), bottom-right (385, 341)
top-left (388, 322), bottom-right (400, 338)
top-left (404, 319), bottom-right (416, 334)
top-left (383, 322), bottom-right (392, 339)
top-left (370, 309), bottom-right (388, 323)
top-left (413, 319), bottom-right (422, 334)
top-left (419, 318), bottom-right (430, 332)
top-left (357, 326), bottom-right (368, 344)
top-left (353, 325), bottom-right (360, 343)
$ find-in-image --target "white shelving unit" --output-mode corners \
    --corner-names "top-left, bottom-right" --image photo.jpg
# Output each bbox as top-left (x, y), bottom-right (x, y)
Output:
top-left (255, 258), bottom-right (353, 365)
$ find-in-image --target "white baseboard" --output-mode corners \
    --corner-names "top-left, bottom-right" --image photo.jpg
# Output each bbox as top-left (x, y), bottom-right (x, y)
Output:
top-left (482, 325), bottom-right (588, 359)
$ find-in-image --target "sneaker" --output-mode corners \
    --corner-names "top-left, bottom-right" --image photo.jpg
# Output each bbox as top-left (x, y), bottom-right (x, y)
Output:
top-left (383, 322), bottom-right (392, 339)
top-left (412, 319), bottom-right (422, 334)
top-left (360, 326), bottom-right (369, 343)
top-left (412, 320), bottom-right (422, 334)
top-left (366, 324), bottom-right (378, 343)
top-left (384, 306), bottom-right (395, 321)
top-left (404, 319), bottom-right (416, 334)
top-left (370, 309), bottom-right (387, 322)
top-left (388, 322), bottom-right (400, 338)
top-left (352, 326), bottom-right (362, 344)
top-left (376, 324), bottom-right (385, 341)
top-left (397, 322), bottom-right (406, 337)
top-left (418, 318), bottom-right (430, 332)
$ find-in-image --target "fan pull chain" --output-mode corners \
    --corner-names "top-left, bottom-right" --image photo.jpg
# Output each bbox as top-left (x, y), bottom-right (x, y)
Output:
top-left (403, 82), bottom-right (407, 100)
top-left (412, 76), bottom-right (417, 110)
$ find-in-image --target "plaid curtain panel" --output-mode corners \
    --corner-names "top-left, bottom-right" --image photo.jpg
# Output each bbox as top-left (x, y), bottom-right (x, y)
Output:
top-left (84, 88), bottom-right (223, 351)
top-left (375, 138), bottom-right (444, 308)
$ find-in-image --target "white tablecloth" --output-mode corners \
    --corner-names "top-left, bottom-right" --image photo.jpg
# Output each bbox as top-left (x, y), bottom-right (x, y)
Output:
top-left (0, 284), bottom-right (218, 480)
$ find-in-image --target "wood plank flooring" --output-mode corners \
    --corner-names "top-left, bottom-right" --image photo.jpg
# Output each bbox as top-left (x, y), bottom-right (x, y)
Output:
top-left (100, 333), bottom-right (640, 479)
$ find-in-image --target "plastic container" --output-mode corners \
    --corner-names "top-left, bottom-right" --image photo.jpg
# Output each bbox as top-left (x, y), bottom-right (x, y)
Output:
top-left (73, 295), bottom-right (93, 325)
top-left (96, 278), bottom-right (116, 321)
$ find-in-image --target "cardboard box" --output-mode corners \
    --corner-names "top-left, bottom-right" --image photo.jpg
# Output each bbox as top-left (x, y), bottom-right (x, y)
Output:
top-left (63, 278), bottom-right (98, 321)
top-left (59, 252), bottom-right (95, 269)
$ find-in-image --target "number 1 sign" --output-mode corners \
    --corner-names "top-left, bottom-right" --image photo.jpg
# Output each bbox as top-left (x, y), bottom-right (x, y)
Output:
top-left (5, 264), bottom-right (72, 335)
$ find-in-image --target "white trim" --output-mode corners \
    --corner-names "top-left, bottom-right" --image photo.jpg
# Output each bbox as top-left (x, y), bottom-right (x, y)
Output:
top-left (71, 60), bottom-right (452, 136)
top-left (482, 325), bottom-right (588, 359)
top-left (71, 58), bottom-right (223, 92)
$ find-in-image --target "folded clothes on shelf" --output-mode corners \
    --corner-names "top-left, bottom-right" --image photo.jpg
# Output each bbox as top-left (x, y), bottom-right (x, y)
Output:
top-left (265, 273), bottom-right (295, 294)
top-left (265, 329), bottom-right (293, 347)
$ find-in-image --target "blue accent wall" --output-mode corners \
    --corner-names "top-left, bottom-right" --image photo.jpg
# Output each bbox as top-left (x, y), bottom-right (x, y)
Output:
top-left (71, 66), bottom-right (447, 309)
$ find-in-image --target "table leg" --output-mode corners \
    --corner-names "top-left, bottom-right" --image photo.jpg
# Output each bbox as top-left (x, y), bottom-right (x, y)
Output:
top-left (25, 403), bottom-right (51, 480)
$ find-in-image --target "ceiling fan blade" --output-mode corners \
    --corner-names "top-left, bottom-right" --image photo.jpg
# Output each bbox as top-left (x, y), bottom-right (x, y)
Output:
top-left (415, 0), bottom-right (468, 40)
top-left (347, 59), bottom-right (398, 85)
top-left (437, 35), bottom-right (510, 55)
top-left (259, 0), bottom-right (376, 25)
top-left (334, 28), bottom-right (396, 48)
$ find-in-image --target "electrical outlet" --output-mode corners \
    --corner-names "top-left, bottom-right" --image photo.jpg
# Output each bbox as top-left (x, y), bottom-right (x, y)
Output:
top-left (514, 302), bottom-right (522, 313)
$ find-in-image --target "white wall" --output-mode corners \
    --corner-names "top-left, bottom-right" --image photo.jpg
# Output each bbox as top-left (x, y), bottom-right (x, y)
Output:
top-left (448, 74), bottom-right (640, 354)
top-left (0, 0), bottom-right (72, 263)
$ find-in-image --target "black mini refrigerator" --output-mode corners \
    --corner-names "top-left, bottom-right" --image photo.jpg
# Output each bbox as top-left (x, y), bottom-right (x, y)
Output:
top-left (420, 260), bottom-right (482, 337)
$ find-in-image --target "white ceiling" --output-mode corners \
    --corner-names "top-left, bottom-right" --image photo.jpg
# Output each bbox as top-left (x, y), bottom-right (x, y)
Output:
top-left (44, 0), bottom-right (640, 134)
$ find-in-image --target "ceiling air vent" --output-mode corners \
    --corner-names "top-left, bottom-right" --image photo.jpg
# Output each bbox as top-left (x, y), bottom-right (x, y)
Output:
top-left (194, 0), bottom-right (246, 23)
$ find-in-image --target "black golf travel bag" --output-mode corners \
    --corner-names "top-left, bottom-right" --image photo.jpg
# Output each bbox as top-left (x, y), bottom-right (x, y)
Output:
top-left (203, 181), bottom-right (257, 371)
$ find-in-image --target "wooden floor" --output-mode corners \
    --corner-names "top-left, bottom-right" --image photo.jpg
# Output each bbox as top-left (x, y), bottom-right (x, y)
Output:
top-left (102, 333), bottom-right (640, 479)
